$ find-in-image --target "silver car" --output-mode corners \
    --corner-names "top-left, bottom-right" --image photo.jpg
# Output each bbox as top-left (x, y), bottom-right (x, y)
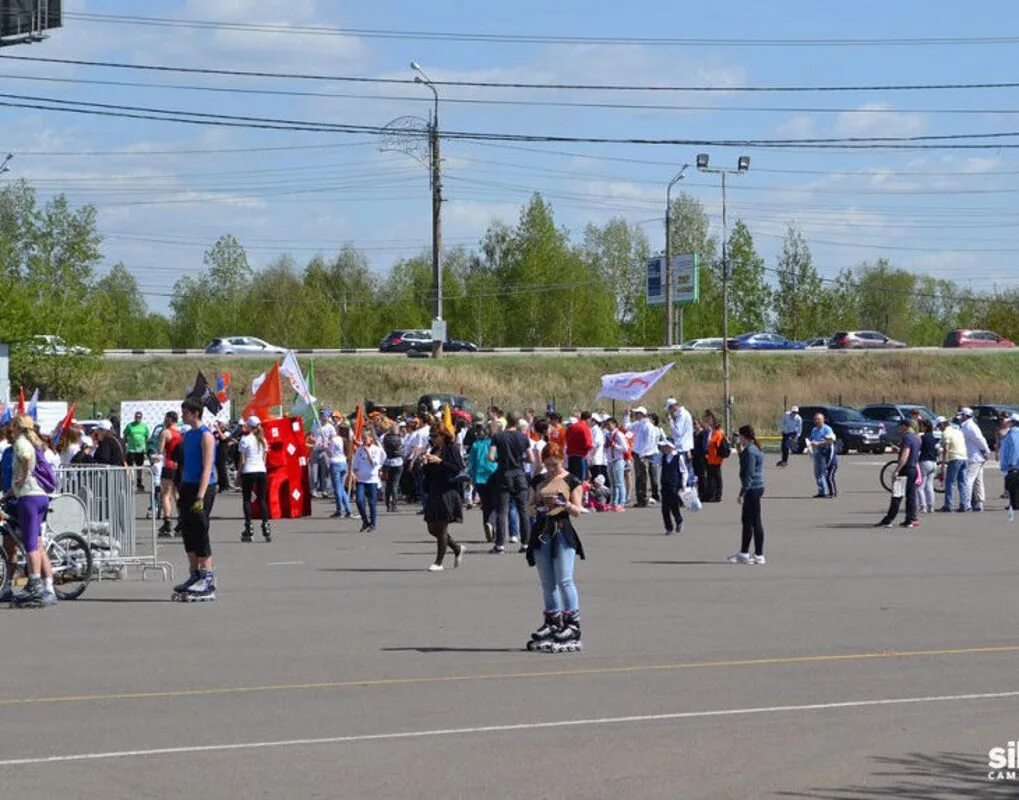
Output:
top-left (204, 336), bottom-right (286, 355)
top-left (674, 338), bottom-right (724, 351)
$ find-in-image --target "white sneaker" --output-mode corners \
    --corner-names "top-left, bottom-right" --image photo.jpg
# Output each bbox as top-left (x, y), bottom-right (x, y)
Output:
top-left (648, 498), bottom-right (658, 506)
top-left (428, 563), bottom-right (444, 572)
top-left (727, 552), bottom-right (752, 565)
top-left (454, 546), bottom-right (466, 568)
top-left (509, 536), bottom-right (520, 544)
top-left (1009, 508), bottom-right (1015, 523)
top-left (750, 554), bottom-right (766, 565)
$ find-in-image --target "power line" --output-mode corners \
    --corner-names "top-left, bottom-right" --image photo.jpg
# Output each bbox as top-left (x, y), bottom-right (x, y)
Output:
top-left (7, 53), bottom-right (1019, 93)
top-left (57, 12), bottom-right (1019, 49)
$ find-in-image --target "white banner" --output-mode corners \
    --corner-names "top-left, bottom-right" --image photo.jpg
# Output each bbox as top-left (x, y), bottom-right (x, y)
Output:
top-left (280, 350), bottom-right (315, 405)
top-left (596, 363), bottom-right (674, 402)
top-left (120, 400), bottom-right (232, 437)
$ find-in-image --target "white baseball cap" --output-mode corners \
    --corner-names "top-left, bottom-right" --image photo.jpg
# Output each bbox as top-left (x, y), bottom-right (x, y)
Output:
top-left (1010, 413), bottom-right (1019, 424)
top-left (790, 405), bottom-right (799, 413)
top-left (935, 415), bottom-right (947, 425)
top-left (95, 420), bottom-right (112, 431)
top-left (664, 397), bottom-right (678, 408)
top-left (959, 407), bottom-right (974, 417)
top-left (633, 406), bottom-right (647, 415)
top-left (246, 415), bottom-right (261, 428)
top-left (567, 416), bottom-right (578, 425)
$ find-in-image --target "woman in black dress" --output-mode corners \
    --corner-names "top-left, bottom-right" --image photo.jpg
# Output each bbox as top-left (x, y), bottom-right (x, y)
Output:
top-left (422, 423), bottom-right (467, 572)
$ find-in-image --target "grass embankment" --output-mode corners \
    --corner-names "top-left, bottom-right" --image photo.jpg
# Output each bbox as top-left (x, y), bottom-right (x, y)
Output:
top-left (93, 352), bottom-right (1019, 435)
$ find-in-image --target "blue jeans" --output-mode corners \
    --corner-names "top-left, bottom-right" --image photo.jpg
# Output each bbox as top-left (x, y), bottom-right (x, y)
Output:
top-left (812, 449), bottom-right (829, 495)
top-left (533, 529), bottom-right (579, 614)
top-left (610, 460), bottom-right (626, 506)
top-left (942, 459), bottom-right (967, 510)
top-left (355, 482), bottom-right (378, 526)
top-left (509, 501), bottom-right (519, 538)
top-left (330, 463), bottom-right (351, 515)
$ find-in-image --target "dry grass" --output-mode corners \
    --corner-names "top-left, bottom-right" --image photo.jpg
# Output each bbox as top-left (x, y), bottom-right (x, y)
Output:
top-left (91, 352), bottom-right (1019, 434)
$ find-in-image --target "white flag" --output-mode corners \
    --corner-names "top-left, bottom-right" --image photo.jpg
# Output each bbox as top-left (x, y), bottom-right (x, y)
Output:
top-left (596, 362), bottom-right (674, 402)
top-left (280, 350), bottom-right (315, 405)
top-left (251, 371), bottom-right (266, 396)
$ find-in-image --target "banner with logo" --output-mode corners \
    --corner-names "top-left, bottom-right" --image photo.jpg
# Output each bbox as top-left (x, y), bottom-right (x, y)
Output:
top-left (596, 363), bottom-right (674, 402)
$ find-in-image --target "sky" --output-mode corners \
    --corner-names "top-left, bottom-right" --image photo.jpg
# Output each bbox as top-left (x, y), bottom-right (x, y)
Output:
top-left (3, 0), bottom-right (1019, 315)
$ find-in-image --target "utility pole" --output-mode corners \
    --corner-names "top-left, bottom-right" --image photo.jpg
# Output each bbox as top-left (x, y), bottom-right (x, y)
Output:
top-left (697, 153), bottom-right (750, 437)
top-left (412, 62), bottom-right (444, 358)
top-left (664, 165), bottom-right (688, 347)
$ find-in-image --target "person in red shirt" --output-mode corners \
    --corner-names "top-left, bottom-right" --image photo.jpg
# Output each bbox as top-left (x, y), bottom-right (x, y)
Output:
top-left (547, 413), bottom-right (566, 452)
top-left (565, 411), bottom-right (594, 481)
top-left (704, 410), bottom-right (727, 502)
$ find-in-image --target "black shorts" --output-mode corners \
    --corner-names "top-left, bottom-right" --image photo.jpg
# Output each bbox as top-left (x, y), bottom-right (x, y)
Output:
top-left (178, 483), bottom-right (217, 558)
top-left (160, 468), bottom-right (177, 483)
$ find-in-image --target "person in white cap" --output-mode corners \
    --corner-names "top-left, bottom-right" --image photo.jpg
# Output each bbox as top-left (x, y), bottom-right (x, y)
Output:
top-left (959, 407), bottom-right (990, 511)
top-left (90, 419), bottom-right (125, 466)
top-left (777, 405), bottom-right (802, 467)
top-left (666, 398), bottom-right (694, 461)
top-left (999, 413), bottom-right (1019, 521)
top-left (238, 415), bottom-right (271, 542)
top-left (625, 406), bottom-right (659, 507)
top-left (587, 413), bottom-right (608, 485)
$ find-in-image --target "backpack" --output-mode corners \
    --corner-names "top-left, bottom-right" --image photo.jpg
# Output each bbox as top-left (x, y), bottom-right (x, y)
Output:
top-left (717, 436), bottom-right (732, 459)
top-left (32, 446), bottom-right (59, 494)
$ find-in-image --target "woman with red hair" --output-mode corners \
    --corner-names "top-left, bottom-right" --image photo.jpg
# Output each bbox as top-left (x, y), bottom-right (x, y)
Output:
top-left (524, 442), bottom-right (586, 653)
top-left (421, 418), bottom-right (467, 572)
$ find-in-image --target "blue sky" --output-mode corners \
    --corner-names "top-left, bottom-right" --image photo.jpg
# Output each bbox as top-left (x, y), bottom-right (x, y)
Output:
top-left (3, 0), bottom-right (1019, 314)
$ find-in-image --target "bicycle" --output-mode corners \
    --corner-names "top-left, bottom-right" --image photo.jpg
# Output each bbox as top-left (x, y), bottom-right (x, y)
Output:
top-left (0, 496), bottom-right (94, 601)
top-left (880, 460), bottom-right (946, 495)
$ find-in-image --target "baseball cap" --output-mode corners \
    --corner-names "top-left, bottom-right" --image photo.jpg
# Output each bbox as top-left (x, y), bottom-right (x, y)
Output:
top-left (959, 407), bottom-right (974, 417)
top-left (567, 416), bottom-right (578, 425)
top-left (95, 420), bottom-right (112, 431)
top-left (659, 438), bottom-right (675, 449)
top-left (246, 415), bottom-right (261, 428)
top-left (664, 397), bottom-right (678, 408)
top-left (935, 415), bottom-right (947, 425)
top-left (1010, 413), bottom-right (1019, 424)
top-left (633, 406), bottom-right (648, 415)
top-left (790, 405), bottom-right (799, 413)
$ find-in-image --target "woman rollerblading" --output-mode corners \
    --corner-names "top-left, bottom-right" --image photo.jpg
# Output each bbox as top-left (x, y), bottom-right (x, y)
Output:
top-left (525, 611), bottom-right (562, 651)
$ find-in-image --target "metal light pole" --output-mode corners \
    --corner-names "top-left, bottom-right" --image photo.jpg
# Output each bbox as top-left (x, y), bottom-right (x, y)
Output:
top-left (412, 62), bottom-right (443, 358)
top-left (696, 153), bottom-right (750, 436)
top-left (0, 153), bottom-right (12, 176)
top-left (664, 164), bottom-right (688, 347)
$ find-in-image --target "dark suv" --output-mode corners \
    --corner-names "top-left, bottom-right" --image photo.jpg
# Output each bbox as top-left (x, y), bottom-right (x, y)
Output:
top-left (973, 404), bottom-right (1019, 449)
top-left (858, 404), bottom-right (938, 446)
top-left (379, 329), bottom-right (431, 353)
top-left (795, 405), bottom-right (886, 454)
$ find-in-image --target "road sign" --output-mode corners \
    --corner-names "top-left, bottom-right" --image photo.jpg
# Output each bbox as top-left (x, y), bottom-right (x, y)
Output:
top-left (672, 254), bottom-right (700, 304)
top-left (645, 256), bottom-right (664, 307)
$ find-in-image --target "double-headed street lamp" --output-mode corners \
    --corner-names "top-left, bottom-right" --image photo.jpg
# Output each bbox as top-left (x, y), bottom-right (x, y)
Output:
top-left (411, 61), bottom-right (443, 357)
top-left (696, 153), bottom-right (750, 437)
top-left (664, 164), bottom-right (688, 346)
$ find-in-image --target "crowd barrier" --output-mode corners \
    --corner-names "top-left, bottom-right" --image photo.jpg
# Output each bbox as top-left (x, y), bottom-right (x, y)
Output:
top-left (56, 465), bottom-right (173, 581)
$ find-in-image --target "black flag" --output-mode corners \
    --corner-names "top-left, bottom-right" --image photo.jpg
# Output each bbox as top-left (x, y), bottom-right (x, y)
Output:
top-left (188, 371), bottom-right (222, 415)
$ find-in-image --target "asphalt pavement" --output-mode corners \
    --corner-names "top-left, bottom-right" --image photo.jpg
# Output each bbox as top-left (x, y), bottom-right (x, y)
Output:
top-left (4, 455), bottom-right (1019, 799)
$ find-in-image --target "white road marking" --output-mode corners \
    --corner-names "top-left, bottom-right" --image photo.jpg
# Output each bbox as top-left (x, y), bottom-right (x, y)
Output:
top-left (265, 561), bottom-right (304, 566)
top-left (2, 689), bottom-right (1017, 767)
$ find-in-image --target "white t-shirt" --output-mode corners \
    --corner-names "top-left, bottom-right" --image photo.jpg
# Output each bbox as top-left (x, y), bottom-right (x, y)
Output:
top-left (60, 442), bottom-right (81, 466)
top-left (328, 434), bottom-right (347, 465)
top-left (238, 433), bottom-right (267, 474)
top-left (352, 443), bottom-right (385, 484)
top-left (314, 422), bottom-right (336, 451)
top-left (589, 424), bottom-right (606, 466)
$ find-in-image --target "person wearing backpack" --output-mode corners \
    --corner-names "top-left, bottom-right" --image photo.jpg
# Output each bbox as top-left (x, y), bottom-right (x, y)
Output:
top-left (703, 410), bottom-right (729, 503)
top-left (6, 414), bottom-right (58, 607)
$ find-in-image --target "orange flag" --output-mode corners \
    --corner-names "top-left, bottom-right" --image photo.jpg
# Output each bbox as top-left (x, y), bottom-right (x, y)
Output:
top-left (243, 361), bottom-right (283, 421)
top-left (352, 405), bottom-right (365, 444)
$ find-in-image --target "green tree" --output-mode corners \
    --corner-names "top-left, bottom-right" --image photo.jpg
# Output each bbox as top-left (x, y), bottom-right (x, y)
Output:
top-left (581, 217), bottom-right (650, 329)
top-left (92, 263), bottom-right (149, 348)
top-left (170, 234), bottom-right (252, 346)
top-left (774, 224), bottom-right (825, 339)
top-left (303, 246), bottom-right (380, 347)
top-left (725, 220), bottom-right (772, 333)
top-left (854, 258), bottom-right (917, 340)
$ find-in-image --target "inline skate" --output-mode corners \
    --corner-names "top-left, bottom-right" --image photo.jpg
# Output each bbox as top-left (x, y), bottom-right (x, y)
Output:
top-left (550, 611), bottom-right (582, 653)
top-left (525, 611), bottom-right (561, 652)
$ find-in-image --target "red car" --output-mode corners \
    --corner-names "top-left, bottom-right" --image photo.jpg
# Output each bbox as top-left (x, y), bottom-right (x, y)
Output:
top-left (942, 329), bottom-right (1015, 348)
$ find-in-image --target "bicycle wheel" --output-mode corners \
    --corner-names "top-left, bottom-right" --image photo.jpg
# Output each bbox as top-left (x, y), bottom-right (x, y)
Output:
top-left (48, 532), bottom-right (93, 600)
top-left (880, 460), bottom-right (898, 493)
top-left (0, 529), bottom-right (26, 596)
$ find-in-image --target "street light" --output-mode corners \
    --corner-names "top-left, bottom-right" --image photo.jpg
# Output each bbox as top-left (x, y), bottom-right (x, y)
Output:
top-left (411, 62), bottom-right (444, 357)
top-left (664, 164), bottom-right (689, 346)
top-left (697, 153), bottom-right (750, 436)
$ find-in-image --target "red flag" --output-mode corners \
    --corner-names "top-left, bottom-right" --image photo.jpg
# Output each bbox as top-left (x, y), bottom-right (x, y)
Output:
top-left (52, 402), bottom-right (77, 446)
top-left (216, 371), bottom-right (231, 405)
top-left (16, 386), bottom-right (25, 414)
top-left (352, 405), bottom-right (365, 444)
top-left (242, 361), bottom-right (282, 422)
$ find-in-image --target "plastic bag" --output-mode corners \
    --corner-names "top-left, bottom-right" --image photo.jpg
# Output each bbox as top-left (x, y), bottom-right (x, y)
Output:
top-left (680, 487), bottom-right (702, 512)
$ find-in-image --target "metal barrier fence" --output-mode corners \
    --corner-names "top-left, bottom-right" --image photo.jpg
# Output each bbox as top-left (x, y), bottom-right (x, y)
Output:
top-left (56, 464), bottom-right (172, 581)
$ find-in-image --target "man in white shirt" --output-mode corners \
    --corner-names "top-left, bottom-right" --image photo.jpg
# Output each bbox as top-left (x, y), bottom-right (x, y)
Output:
top-left (959, 407), bottom-right (991, 511)
top-left (309, 412), bottom-right (336, 499)
top-left (626, 406), bottom-right (660, 507)
top-left (403, 415), bottom-right (431, 512)
top-left (778, 405), bottom-right (803, 467)
top-left (587, 413), bottom-right (608, 484)
top-left (666, 398), bottom-right (694, 456)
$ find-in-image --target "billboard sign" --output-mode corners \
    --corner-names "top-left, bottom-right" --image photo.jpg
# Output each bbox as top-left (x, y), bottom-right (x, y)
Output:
top-left (645, 256), bottom-right (664, 307)
top-left (1, 0), bottom-right (62, 45)
top-left (672, 253), bottom-right (700, 304)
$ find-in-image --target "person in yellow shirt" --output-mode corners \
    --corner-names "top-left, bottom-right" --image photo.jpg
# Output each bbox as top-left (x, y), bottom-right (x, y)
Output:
top-left (937, 416), bottom-right (968, 512)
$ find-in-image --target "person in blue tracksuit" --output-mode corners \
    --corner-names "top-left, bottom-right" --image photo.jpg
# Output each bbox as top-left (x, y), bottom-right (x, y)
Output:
top-left (807, 413), bottom-right (837, 498)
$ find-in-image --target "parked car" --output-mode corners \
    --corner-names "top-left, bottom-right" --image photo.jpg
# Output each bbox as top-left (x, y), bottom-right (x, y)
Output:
top-left (829, 331), bottom-right (906, 349)
top-left (942, 329), bottom-right (1015, 348)
top-left (29, 334), bottom-right (91, 356)
top-left (674, 338), bottom-right (724, 351)
top-left (973, 404), bottom-right (1019, 449)
top-left (204, 336), bottom-right (286, 355)
top-left (727, 332), bottom-right (806, 351)
top-left (408, 338), bottom-right (479, 353)
top-left (379, 329), bottom-right (432, 353)
top-left (800, 337), bottom-right (831, 350)
top-left (795, 405), bottom-right (886, 454)
top-left (858, 403), bottom-right (939, 446)
top-left (417, 393), bottom-right (478, 418)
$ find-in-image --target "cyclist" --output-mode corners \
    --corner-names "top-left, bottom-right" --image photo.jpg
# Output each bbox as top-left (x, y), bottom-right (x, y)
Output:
top-left (6, 414), bottom-right (57, 607)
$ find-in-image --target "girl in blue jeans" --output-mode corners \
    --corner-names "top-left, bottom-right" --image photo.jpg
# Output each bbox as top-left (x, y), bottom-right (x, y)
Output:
top-left (328, 430), bottom-right (353, 519)
top-left (524, 444), bottom-right (586, 653)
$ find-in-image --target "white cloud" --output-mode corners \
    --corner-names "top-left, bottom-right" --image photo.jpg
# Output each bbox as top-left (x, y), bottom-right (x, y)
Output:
top-left (835, 103), bottom-right (927, 139)
top-left (774, 115), bottom-right (816, 139)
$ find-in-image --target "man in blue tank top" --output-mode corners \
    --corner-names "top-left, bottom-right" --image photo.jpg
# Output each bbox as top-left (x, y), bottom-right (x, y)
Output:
top-left (172, 398), bottom-right (218, 601)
